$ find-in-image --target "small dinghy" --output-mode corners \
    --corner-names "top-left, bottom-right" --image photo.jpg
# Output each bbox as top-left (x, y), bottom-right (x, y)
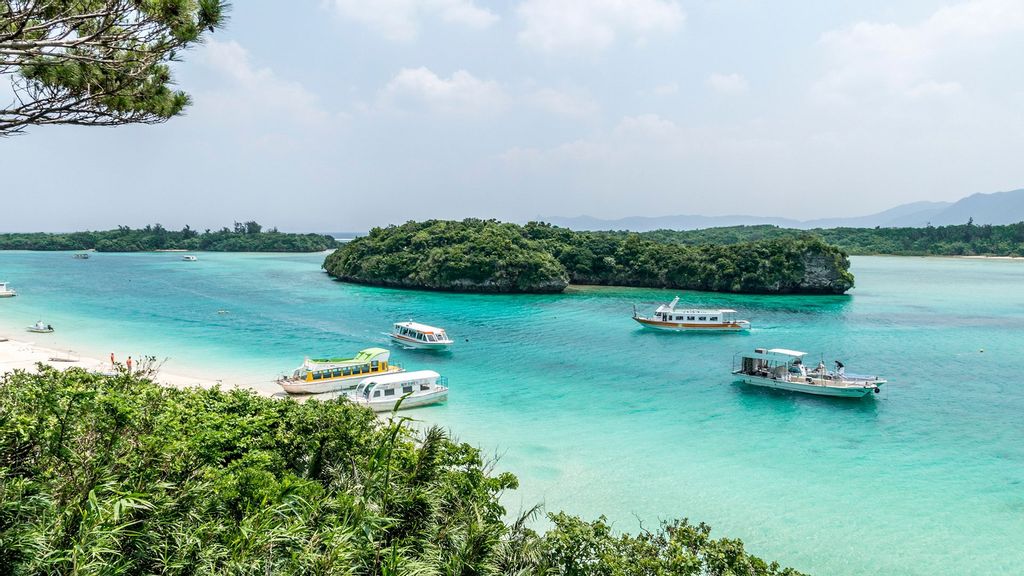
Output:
top-left (27, 321), bottom-right (54, 333)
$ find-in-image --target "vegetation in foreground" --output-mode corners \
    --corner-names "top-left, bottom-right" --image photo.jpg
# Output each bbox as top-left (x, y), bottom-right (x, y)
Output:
top-left (0, 222), bottom-right (337, 253)
top-left (0, 366), bottom-right (805, 575)
top-left (637, 221), bottom-right (1024, 257)
top-left (1, 1), bottom-right (227, 136)
top-left (323, 219), bottom-right (854, 294)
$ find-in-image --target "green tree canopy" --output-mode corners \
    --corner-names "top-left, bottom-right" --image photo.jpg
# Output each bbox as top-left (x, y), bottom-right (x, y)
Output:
top-left (1, 0), bottom-right (227, 136)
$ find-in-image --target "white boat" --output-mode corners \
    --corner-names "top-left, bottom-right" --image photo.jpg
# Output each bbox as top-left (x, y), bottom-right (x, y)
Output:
top-left (0, 282), bottom-right (16, 298)
top-left (278, 347), bottom-right (403, 394)
top-left (73, 253), bottom-right (90, 259)
top-left (732, 348), bottom-right (886, 398)
top-left (388, 321), bottom-right (454, 350)
top-left (182, 255), bottom-right (198, 261)
top-left (351, 370), bottom-right (449, 412)
top-left (633, 296), bottom-right (750, 332)
top-left (27, 321), bottom-right (54, 334)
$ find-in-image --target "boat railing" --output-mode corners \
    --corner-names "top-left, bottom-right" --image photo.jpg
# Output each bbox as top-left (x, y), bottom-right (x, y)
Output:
top-left (437, 376), bottom-right (449, 388)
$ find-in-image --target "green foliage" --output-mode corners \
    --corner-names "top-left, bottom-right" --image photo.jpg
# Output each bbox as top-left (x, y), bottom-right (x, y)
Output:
top-left (0, 367), bottom-right (806, 575)
top-left (636, 221), bottom-right (1024, 257)
top-left (323, 219), bottom-right (571, 293)
top-left (324, 219), bottom-right (854, 294)
top-left (0, 222), bottom-right (337, 252)
top-left (1, 0), bottom-right (228, 135)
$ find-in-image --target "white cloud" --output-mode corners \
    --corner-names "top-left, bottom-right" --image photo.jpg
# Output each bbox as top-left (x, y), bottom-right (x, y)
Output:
top-left (653, 83), bottom-right (679, 97)
top-left (529, 88), bottom-right (599, 118)
top-left (816, 0), bottom-right (1024, 101)
top-left (707, 73), bottom-right (749, 95)
top-left (198, 39), bottom-right (329, 127)
top-left (380, 67), bottom-right (505, 114)
top-left (517, 0), bottom-right (685, 54)
top-left (331, 0), bottom-right (498, 41)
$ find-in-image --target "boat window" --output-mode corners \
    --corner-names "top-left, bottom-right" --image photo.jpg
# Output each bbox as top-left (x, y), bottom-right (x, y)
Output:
top-left (403, 385), bottom-right (413, 394)
top-left (427, 335), bottom-right (436, 342)
top-left (371, 360), bottom-right (379, 369)
top-left (384, 389), bottom-right (395, 396)
top-left (342, 367), bottom-right (351, 376)
top-left (312, 371), bottom-right (321, 380)
top-left (373, 391), bottom-right (380, 398)
top-left (687, 316), bottom-right (695, 321)
top-left (699, 316), bottom-right (707, 321)
top-left (332, 368), bottom-right (341, 377)
top-left (710, 317), bottom-right (718, 321)
top-left (420, 384), bottom-right (431, 391)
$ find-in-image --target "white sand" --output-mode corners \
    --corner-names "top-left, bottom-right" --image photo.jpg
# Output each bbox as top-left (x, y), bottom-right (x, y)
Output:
top-left (0, 335), bottom-right (277, 396)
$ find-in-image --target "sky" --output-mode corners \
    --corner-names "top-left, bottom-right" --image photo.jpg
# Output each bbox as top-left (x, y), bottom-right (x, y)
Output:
top-left (2, 0), bottom-right (1024, 232)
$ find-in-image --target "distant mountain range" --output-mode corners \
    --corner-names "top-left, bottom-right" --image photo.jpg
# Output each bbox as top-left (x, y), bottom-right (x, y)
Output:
top-left (542, 188), bottom-right (1024, 231)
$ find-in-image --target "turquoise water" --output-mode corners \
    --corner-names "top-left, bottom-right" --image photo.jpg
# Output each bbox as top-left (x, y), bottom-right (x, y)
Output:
top-left (1, 252), bottom-right (1023, 574)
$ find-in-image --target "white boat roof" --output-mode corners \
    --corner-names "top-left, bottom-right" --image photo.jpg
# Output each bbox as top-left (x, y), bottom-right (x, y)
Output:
top-left (762, 348), bottom-right (808, 359)
top-left (394, 321), bottom-right (446, 334)
top-left (360, 370), bottom-right (440, 386)
top-left (657, 307), bottom-right (738, 314)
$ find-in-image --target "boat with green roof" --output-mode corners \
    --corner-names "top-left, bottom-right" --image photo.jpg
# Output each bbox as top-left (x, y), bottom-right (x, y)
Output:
top-left (278, 347), bottom-right (403, 394)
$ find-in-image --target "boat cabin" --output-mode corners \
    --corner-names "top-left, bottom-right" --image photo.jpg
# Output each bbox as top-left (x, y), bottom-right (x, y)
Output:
top-left (736, 348), bottom-right (808, 379)
top-left (355, 370), bottom-right (446, 401)
top-left (292, 348), bottom-right (393, 382)
top-left (652, 297), bottom-right (738, 324)
top-left (392, 322), bottom-right (453, 345)
top-left (0, 282), bottom-right (15, 297)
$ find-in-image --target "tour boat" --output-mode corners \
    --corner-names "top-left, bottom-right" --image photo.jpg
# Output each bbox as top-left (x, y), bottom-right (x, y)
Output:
top-left (27, 321), bottom-right (54, 334)
top-left (351, 370), bottom-right (449, 412)
top-left (732, 348), bottom-right (886, 398)
top-left (73, 253), bottom-right (90, 259)
top-left (633, 296), bottom-right (750, 332)
top-left (278, 347), bottom-right (403, 394)
top-left (388, 321), bottom-right (454, 350)
top-left (182, 255), bottom-right (198, 261)
top-left (0, 282), bottom-right (16, 298)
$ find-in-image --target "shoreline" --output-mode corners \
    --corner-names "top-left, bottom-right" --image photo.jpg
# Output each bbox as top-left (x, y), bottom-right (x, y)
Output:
top-left (0, 331), bottom-right (279, 396)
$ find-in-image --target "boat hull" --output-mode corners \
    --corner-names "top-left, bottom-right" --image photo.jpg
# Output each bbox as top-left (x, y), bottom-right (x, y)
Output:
top-left (356, 389), bottom-right (448, 412)
top-left (0, 293), bottom-right (15, 298)
top-left (280, 367), bottom-right (404, 394)
top-left (734, 373), bottom-right (884, 397)
top-left (634, 317), bottom-right (749, 332)
top-left (388, 333), bottom-right (453, 350)
top-left (26, 328), bottom-right (53, 333)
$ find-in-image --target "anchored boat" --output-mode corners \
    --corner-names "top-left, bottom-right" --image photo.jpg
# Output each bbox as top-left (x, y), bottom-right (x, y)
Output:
top-left (733, 348), bottom-right (886, 397)
top-left (633, 296), bottom-right (750, 332)
top-left (388, 321), bottom-right (454, 350)
top-left (0, 282), bottom-right (16, 298)
top-left (182, 255), bottom-right (198, 261)
top-left (27, 321), bottom-right (54, 334)
top-left (278, 347), bottom-right (402, 394)
top-left (351, 370), bottom-right (449, 412)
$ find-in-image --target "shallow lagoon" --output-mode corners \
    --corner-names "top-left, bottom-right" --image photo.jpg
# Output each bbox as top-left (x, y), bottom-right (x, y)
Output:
top-left (1, 252), bottom-right (1022, 575)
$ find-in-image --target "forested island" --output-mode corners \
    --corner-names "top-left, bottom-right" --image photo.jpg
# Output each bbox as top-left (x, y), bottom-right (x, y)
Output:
top-left (639, 221), bottom-right (1024, 257)
top-left (0, 222), bottom-right (337, 253)
top-left (323, 219), bottom-right (855, 294)
top-left (0, 366), bottom-right (805, 574)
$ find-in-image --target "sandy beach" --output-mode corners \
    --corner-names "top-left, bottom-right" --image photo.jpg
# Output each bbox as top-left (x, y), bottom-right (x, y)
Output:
top-left (0, 335), bottom-right (276, 396)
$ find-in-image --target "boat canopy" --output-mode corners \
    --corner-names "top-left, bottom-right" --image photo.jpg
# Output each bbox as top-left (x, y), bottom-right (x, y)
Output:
top-left (360, 369), bottom-right (440, 388)
top-left (310, 347), bottom-right (390, 365)
top-left (746, 348), bottom-right (808, 361)
top-left (394, 321), bottom-right (445, 335)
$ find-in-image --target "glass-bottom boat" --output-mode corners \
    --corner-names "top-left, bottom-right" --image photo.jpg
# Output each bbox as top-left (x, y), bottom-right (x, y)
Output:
top-left (733, 348), bottom-right (886, 398)
top-left (351, 370), bottom-right (449, 412)
top-left (633, 296), bottom-right (750, 332)
top-left (278, 347), bottom-right (402, 394)
top-left (388, 321), bottom-right (454, 350)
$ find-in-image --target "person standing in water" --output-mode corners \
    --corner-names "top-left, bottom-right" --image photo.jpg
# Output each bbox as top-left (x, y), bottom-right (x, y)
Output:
top-left (126, 356), bottom-right (133, 373)
top-left (110, 352), bottom-right (116, 369)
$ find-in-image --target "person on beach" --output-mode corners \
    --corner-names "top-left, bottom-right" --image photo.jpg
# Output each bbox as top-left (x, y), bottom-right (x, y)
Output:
top-left (110, 352), bottom-right (116, 368)
top-left (126, 356), bottom-right (133, 373)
